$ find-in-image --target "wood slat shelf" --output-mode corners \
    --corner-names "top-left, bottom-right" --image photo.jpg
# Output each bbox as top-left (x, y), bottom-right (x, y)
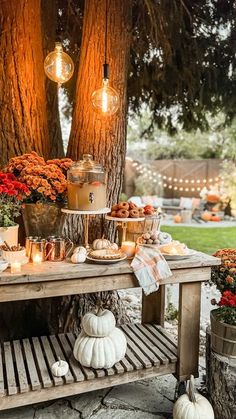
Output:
top-left (0, 324), bottom-right (177, 411)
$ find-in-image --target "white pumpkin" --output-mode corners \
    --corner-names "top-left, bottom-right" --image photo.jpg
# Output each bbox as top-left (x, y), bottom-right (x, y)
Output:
top-left (73, 328), bottom-right (127, 369)
top-left (92, 238), bottom-right (111, 250)
top-left (82, 308), bottom-right (116, 337)
top-left (51, 358), bottom-right (69, 377)
top-left (173, 375), bottom-right (214, 419)
top-left (73, 246), bottom-right (87, 255)
top-left (71, 251), bottom-right (86, 263)
top-left (109, 242), bottom-right (118, 250)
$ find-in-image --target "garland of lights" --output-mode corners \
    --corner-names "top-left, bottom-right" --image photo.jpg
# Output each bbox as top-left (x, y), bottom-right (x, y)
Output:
top-left (126, 157), bottom-right (221, 192)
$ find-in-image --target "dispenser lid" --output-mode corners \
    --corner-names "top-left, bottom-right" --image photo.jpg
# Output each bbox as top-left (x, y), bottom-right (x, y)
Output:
top-left (70, 154), bottom-right (104, 173)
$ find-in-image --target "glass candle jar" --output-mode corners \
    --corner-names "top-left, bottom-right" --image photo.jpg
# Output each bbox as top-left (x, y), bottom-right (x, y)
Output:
top-left (67, 154), bottom-right (107, 211)
top-left (121, 241), bottom-right (136, 259)
top-left (30, 240), bottom-right (45, 263)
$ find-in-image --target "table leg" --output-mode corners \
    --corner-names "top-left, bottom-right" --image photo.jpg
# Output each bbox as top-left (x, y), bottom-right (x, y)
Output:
top-left (142, 285), bottom-right (165, 326)
top-left (177, 281), bottom-right (201, 381)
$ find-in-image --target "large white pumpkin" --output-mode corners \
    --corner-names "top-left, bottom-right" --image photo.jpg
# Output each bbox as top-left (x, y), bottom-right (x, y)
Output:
top-left (173, 375), bottom-right (214, 419)
top-left (82, 308), bottom-right (116, 337)
top-left (73, 328), bottom-right (127, 369)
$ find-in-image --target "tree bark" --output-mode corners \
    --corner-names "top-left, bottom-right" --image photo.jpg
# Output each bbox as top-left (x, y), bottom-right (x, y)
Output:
top-left (65, 0), bottom-right (132, 243)
top-left (41, 0), bottom-right (65, 158)
top-left (0, 0), bottom-right (50, 167)
top-left (67, 0), bottom-right (131, 209)
top-left (60, 0), bottom-right (132, 332)
top-left (206, 328), bottom-right (236, 419)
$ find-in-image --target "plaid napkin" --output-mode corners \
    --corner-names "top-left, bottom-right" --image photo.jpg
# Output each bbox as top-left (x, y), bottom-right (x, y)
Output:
top-left (131, 246), bottom-right (172, 295)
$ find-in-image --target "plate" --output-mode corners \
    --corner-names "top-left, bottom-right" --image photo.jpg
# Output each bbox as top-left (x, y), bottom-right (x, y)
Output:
top-left (86, 254), bottom-right (127, 264)
top-left (161, 250), bottom-right (197, 260)
top-left (105, 215), bottom-right (145, 222)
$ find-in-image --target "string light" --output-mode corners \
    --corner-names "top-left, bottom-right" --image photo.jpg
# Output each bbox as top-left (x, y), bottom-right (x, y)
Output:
top-left (127, 158), bottom-right (221, 192)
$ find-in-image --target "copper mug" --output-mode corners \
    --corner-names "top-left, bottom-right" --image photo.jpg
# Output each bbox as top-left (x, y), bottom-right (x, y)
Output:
top-left (45, 237), bottom-right (73, 262)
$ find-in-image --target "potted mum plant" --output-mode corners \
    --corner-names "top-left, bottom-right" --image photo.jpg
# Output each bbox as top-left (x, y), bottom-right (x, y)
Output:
top-left (0, 172), bottom-right (29, 246)
top-left (211, 248), bottom-right (236, 357)
top-left (5, 152), bottom-right (73, 237)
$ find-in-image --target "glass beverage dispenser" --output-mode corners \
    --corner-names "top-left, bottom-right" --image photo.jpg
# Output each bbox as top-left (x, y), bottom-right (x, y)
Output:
top-left (67, 154), bottom-right (107, 211)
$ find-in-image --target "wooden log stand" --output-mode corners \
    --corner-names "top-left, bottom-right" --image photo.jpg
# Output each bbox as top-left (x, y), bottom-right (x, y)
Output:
top-left (0, 252), bottom-right (220, 411)
top-left (206, 328), bottom-right (236, 419)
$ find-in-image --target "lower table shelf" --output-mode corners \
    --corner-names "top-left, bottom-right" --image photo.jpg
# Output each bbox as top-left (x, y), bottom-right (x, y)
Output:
top-left (0, 323), bottom-right (178, 411)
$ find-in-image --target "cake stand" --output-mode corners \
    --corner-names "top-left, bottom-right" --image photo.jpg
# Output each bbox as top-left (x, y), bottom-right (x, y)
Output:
top-left (61, 208), bottom-right (110, 248)
top-left (105, 215), bottom-right (145, 242)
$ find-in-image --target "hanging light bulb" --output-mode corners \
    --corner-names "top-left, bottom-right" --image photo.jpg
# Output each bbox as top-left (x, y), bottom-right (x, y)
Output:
top-left (44, 42), bottom-right (74, 86)
top-left (92, 65), bottom-right (119, 116)
top-left (91, 0), bottom-right (119, 116)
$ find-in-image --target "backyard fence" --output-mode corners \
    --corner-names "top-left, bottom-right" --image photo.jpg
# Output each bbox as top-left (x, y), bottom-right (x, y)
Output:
top-left (124, 159), bottom-right (221, 198)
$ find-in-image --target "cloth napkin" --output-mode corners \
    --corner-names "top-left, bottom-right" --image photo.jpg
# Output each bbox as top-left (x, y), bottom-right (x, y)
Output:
top-left (131, 246), bottom-right (172, 295)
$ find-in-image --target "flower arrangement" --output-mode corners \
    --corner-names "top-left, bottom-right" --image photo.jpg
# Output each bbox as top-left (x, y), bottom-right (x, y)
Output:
top-left (211, 248), bottom-right (236, 325)
top-left (5, 152), bottom-right (73, 204)
top-left (0, 172), bottom-right (30, 227)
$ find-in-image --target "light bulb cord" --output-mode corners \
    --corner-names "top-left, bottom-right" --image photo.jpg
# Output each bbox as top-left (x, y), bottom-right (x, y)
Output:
top-left (104, 0), bottom-right (108, 65)
top-left (103, 0), bottom-right (109, 80)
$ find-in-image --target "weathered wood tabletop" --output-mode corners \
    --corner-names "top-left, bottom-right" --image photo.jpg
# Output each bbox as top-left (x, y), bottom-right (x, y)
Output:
top-left (0, 252), bottom-right (220, 303)
top-left (0, 251), bottom-right (220, 284)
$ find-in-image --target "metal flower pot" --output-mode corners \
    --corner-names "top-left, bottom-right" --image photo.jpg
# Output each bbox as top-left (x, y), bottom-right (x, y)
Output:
top-left (22, 203), bottom-right (63, 238)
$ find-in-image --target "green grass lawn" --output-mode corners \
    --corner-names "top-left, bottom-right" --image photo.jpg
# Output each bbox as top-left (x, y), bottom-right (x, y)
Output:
top-left (162, 226), bottom-right (236, 255)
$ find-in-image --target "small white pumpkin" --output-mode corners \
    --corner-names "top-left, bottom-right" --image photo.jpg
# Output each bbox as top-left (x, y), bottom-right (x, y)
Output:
top-left (109, 242), bottom-right (119, 250)
top-left (92, 238), bottom-right (111, 250)
top-left (73, 327), bottom-right (127, 369)
top-left (71, 251), bottom-right (86, 263)
top-left (73, 246), bottom-right (87, 255)
top-left (173, 375), bottom-right (214, 419)
top-left (51, 358), bottom-right (69, 377)
top-left (82, 307), bottom-right (116, 337)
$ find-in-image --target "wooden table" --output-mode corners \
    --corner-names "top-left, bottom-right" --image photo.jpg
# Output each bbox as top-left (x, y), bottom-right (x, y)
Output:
top-left (0, 252), bottom-right (220, 410)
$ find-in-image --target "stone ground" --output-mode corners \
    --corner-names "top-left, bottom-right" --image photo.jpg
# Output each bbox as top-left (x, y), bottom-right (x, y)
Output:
top-left (0, 358), bottom-right (206, 419)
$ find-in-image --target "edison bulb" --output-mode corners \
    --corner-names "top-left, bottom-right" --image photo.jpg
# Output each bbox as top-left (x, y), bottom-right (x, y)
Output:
top-left (44, 42), bottom-right (74, 85)
top-left (92, 79), bottom-right (119, 116)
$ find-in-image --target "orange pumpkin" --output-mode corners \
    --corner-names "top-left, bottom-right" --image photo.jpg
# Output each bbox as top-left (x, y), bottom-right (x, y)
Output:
top-left (201, 211), bottom-right (212, 222)
top-left (207, 194), bottom-right (220, 203)
top-left (174, 214), bottom-right (182, 223)
top-left (211, 214), bottom-right (221, 222)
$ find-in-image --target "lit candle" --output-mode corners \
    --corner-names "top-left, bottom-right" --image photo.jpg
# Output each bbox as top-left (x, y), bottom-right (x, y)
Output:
top-left (11, 262), bottom-right (21, 274)
top-left (33, 253), bottom-right (43, 264)
top-left (121, 241), bottom-right (136, 259)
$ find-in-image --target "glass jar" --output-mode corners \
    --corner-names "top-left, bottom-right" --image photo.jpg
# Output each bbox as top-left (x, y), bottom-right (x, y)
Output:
top-left (67, 154), bottom-right (107, 211)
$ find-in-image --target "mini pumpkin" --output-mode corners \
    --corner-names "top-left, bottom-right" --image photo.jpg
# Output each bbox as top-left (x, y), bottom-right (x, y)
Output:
top-left (109, 242), bottom-right (119, 250)
top-left (174, 214), bottom-right (182, 224)
top-left (201, 211), bottom-right (212, 222)
top-left (51, 358), bottom-right (69, 377)
top-left (82, 307), bottom-right (116, 337)
top-left (73, 328), bottom-right (127, 369)
top-left (92, 238), bottom-right (111, 250)
top-left (173, 375), bottom-right (214, 419)
top-left (211, 214), bottom-right (221, 222)
top-left (71, 251), bottom-right (87, 263)
top-left (73, 246), bottom-right (87, 255)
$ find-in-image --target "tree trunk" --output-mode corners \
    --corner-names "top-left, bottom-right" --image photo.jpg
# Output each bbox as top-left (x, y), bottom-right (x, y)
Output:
top-left (67, 0), bottom-right (131, 207)
top-left (0, 0), bottom-right (50, 167)
top-left (41, 0), bottom-right (65, 158)
top-left (66, 0), bottom-right (132, 242)
top-left (61, 0), bottom-right (132, 332)
top-left (206, 328), bottom-right (236, 419)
